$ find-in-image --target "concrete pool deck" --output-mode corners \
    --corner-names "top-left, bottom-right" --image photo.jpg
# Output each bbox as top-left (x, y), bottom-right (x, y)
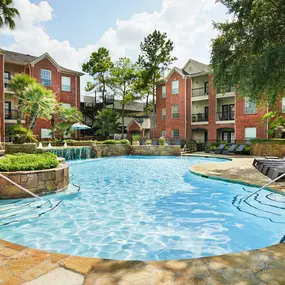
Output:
top-left (1, 154), bottom-right (285, 284)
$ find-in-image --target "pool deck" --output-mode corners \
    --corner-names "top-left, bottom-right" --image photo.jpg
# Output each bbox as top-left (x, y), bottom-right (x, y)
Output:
top-left (1, 154), bottom-right (285, 284)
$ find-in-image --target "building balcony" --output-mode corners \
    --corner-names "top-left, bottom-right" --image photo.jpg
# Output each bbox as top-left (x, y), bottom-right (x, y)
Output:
top-left (216, 112), bottom-right (235, 122)
top-left (5, 110), bottom-right (25, 122)
top-left (192, 113), bottom-right (208, 124)
top-left (192, 87), bottom-right (208, 98)
top-left (216, 86), bottom-right (235, 98)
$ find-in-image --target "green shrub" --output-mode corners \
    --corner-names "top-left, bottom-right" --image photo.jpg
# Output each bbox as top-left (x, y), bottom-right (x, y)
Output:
top-left (132, 134), bottom-right (141, 142)
top-left (251, 139), bottom-right (285, 144)
top-left (159, 137), bottom-right (167, 146)
top-left (7, 124), bottom-right (38, 144)
top-left (0, 153), bottom-right (59, 172)
top-left (242, 145), bottom-right (251, 155)
top-left (146, 139), bottom-right (152, 145)
top-left (96, 139), bottom-right (130, 145)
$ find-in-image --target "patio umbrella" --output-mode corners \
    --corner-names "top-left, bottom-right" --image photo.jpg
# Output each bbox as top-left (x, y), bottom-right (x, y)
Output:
top-left (71, 123), bottom-right (91, 130)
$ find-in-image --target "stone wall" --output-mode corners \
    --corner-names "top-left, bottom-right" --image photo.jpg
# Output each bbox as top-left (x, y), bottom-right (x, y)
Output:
top-left (251, 142), bottom-right (285, 157)
top-left (131, 145), bottom-right (181, 156)
top-left (0, 164), bottom-right (69, 199)
top-left (94, 144), bottom-right (131, 157)
top-left (5, 143), bottom-right (38, 154)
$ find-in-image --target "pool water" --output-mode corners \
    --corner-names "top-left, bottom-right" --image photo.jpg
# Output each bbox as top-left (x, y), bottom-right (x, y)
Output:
top-left (1, 156), bottom-right (285, 261)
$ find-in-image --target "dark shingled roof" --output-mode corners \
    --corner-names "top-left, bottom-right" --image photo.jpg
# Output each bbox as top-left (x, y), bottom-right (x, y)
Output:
top-left (1, 49), bottom-right (83, 75)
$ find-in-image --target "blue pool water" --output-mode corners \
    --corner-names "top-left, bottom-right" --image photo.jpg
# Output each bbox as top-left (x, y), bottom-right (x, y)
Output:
top-left (1, 156), bottom-right (285, 261)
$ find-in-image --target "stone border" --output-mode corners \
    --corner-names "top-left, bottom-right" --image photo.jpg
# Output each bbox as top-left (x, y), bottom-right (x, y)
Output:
top-left (0, 164), bottom-right (69, 199)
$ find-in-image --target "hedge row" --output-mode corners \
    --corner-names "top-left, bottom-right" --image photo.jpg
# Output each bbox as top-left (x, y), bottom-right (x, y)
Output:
top-left (96, 139), bottom-right (130, 145)
top-left (0, 153), bottom-right (59, 172)
top-left (251, 139), bottom-right (285, 144)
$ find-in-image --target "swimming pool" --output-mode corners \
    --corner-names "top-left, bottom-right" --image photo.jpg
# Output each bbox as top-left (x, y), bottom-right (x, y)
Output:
top-left (1, 156), bottom-right (285, 261)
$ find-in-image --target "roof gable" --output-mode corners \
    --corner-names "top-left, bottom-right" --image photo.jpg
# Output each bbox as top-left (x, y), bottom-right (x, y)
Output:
top-left (127, 119), bottom-right (142, 130)
top-left (30, 53), bottom-right (61, 71)
top-left (165, 67), bottom-right (187, 82)
top-left (182, 59), bottom-right (209, 75)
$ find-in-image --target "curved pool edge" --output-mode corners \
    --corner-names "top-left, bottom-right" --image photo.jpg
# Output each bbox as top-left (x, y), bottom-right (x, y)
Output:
top-left (1, 238), bottom-right (285, 284)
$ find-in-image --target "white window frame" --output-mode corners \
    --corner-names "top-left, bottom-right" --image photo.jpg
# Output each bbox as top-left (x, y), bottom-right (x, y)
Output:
top-left (62, 76), bottom-right (71, 92)
top-left (41, 128), bottom-right (52, 139)
top-left (40, 69), bottom-right (51, 87)
top-left (172, 129), bottom-right (179, 138)
top-left (62, 103), bottom-right (71, 108)
top-left (245, 127), bottom-right (256, 142)
top-left (162, 108), bottom-right (166, 120)
top-left (172, 104), bottom-right (179, 119)
top-left (245, 97), bottom-right (256, 114)
top-left (282, 98), bottom-right (285, 113)
top-left (172, 80), bottom-right (179, 95)
top-left (162, 86), bottom-right (166, 98)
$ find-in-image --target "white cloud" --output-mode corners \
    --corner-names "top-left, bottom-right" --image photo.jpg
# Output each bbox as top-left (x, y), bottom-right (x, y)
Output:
top-left (0, 0), bottom-right (228, 93)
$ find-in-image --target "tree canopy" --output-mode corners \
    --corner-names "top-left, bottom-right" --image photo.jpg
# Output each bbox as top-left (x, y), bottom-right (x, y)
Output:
top-left (211, 0), bottom-right (285, 107)
top-left (82, 47), bottom-right (114, 108)
top-left (0, 0), bottom-right (20, 30)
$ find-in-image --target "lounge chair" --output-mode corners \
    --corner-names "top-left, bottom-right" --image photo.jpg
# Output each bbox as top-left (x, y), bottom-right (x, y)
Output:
top-left (267, 167), bottom-right (285, 181)
top-left (215, 144), bottom-right (226, 154)
top-left (205, 143), bottom-right (211, 153)
top-left (222, 144), bottom-right (237, 155)
top-left (235, 145), bottom-right (246, 154)
top-left (152, 141), bottom-right (157, 145)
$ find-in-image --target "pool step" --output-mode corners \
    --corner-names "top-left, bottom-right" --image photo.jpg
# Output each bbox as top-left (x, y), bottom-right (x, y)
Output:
top-left (0, 199), bottom-right (62, 227)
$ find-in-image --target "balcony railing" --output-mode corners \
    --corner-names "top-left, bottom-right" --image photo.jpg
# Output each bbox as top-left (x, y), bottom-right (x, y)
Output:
top-left (192, 113), bottom-right (208, 122)
top-left (216, 86), bottom-right (235, 94)
top-left (5, 109), bottom-right (23, 120)
top-left (216, 112), bottom-right (235, 121)
top-left (4, 81), bottom-right (10, 88)
top-left (192, 88), bottom-right (208, 97)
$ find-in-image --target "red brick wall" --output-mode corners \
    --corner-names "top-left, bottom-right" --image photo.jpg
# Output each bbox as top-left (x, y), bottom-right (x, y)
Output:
top-left (29, 58), bottom-right (80, 140)
top-left (155, 83), bottom-right (166, 137)
top-left (235, 97), bottom-right (267, 142)
top-left (0, 54), bottom-right (4, 142)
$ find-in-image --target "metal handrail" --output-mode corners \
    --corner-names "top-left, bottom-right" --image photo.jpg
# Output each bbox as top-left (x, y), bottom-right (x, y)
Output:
top-left (0, 173), bottom-right (46, 202)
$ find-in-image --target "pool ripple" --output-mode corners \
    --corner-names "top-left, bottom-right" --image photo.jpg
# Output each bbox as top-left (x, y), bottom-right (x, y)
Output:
top-left (1, 156), bottom-right (285, 261)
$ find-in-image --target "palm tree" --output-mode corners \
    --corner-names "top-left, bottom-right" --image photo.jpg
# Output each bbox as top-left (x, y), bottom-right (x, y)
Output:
top-left (8, 74), bottom-right (36, 124)
top-left (0, 0), bottom-right (20, 30)
top-left (21, 82), bottom-right (56, 142)
top-left (94, 109), bottom-right (121, 137)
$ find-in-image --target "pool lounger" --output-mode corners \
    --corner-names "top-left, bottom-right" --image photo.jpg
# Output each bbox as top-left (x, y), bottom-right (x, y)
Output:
top-left (215, 144), bottom-right (226, 154)
top-left (222, 144), bottom-right (237, 155)
top-left (267, 167), bottom-right (285, 181)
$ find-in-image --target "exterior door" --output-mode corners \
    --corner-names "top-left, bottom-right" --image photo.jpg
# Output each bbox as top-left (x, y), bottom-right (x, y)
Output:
top-left (204, 107), bottom-right (209, 121)
top-left (222, 105), bottom-right (229, 120)
top-left (5, 101), bottom-right (11, 119)
top-left (229, 104), bottom-right (235, 120)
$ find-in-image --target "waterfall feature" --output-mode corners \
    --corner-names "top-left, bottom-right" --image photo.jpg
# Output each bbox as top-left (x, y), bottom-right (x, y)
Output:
top-left (46, 146), bottom-right (95, 161)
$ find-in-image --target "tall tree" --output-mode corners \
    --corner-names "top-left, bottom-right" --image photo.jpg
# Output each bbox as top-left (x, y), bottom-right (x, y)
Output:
top-left (20, 83), bottom-right (56, 142)
top-left (211, 0), bottom-right (285, 107)
top-left (8, 73), bottom-right (36, 124)
top-left (0, 0), bottom-right (20, 30)
top-left (109, 57), bottom-right (138, 137)
top-left (94, 109), bottom-right (121, 137)
top-left (139, 30), bottom-right (177, 138)
top-left (82, 47), bottom-right (113, 108)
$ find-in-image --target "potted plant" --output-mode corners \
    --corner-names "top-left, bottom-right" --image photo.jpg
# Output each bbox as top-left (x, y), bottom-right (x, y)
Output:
top-left (146, 139), bottom-right (152, 145)
top-left (158, 136), bottom-right (167, 146)
top-left (132, 134), bottom-right (141, 146)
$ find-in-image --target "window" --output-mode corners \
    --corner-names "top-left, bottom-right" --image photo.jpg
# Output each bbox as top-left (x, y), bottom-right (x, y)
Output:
top-left (282, 98), bottom-right (285, 113)
top-left (172, 80), bottom-right (179, 95)
top-left (40, 69), bottom-right (51, 86)
top-left (62, 76), bottom-right (71, 92)
top-left (172, 129), bottom-right (179, 138)
top-left (4, 72), bottom-right (11, 88)
top-left (162, 108), bottom-right (166, 120)
top-left (245, 97), bottom-right (256, 114)
top-left (162, 130), bottom-right (166, 137)
top-left (245, 127), bottom-right (256, 142)
top-left (172, 104), bottom-right (179, 119)
top-left (62, 103), bottom-right (71, 108)
top-left (41, 129), bottom-right (52, 139)
top-left (204, 82), bottom-right (209, 95)
top-left (162, 86), bottom-right (166, 98)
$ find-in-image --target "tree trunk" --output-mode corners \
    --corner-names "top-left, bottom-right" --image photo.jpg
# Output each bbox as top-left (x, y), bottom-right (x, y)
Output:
top-left (145, 92), bottom-right (149, 115)
top-left (23, 114), bottom-right (37, 143)
top-left (152, 76), bottom-right (156, 139)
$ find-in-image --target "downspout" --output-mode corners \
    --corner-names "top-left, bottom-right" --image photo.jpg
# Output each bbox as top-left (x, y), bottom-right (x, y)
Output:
top-left (184, 77), bottom-right (187, 138)
top-left (75, 75), bottom-right (78, 138)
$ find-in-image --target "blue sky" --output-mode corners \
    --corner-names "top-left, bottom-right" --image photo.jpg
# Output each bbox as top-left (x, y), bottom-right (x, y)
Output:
top-left (0, 0), bottom-right (227, 94)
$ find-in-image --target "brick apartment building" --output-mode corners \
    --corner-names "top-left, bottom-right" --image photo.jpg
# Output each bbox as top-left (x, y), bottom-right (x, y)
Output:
top-left (0, 49), bottom-right (83, 142)
top-left (156, 59), bottom-right (271, 143)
